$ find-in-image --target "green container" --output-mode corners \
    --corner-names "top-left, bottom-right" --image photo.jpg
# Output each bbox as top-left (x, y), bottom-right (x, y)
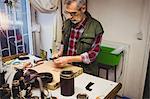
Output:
top-left (96, 46), bottom-right (122, 68)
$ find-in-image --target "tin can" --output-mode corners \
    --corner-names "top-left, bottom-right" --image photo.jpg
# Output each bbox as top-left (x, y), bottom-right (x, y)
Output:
top-left (60, 70), bottom-right (74, 96)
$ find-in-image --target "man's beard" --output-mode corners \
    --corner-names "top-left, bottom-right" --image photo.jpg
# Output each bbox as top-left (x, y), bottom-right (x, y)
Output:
top-left (71, 20), bottom-right (79, 24)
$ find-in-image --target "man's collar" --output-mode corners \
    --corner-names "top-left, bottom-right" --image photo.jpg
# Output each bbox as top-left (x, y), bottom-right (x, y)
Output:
top-left (73, 16), bottom-right (87, 29)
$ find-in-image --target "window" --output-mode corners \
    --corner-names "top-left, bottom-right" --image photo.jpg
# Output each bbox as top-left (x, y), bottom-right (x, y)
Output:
top-left (0, 0), bottom-right (33, 57)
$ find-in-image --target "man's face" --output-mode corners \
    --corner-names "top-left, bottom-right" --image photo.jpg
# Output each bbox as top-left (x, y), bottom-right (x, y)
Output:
top-left (64, 2), bottom-right (85, 24)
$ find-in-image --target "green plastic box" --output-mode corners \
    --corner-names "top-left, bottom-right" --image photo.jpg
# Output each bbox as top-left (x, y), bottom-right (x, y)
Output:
top-left (96, 46), bottom-right (122, 67)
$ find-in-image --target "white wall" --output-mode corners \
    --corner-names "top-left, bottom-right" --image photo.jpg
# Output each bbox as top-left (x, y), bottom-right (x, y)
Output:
top-left (37, 12), bottom-right (57, 59)
top-left (88, 0), bottom-right (150, 98)
top-left (88, 0), bottom-right (143, 42)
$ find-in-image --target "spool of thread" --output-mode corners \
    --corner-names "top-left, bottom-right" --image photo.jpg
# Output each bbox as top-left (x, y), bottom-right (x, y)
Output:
top-left (1, 84), bottom-right (11, 98)
top-left (60, 70), bottom-right (74, 96)
top-left (12, 80), bottom-right (20, 98)
top-left (19, 77), bottom-right (25, 90)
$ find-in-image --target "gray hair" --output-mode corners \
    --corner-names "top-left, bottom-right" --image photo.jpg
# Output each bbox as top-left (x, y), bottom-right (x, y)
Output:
top-left (64, 0), bottom-right (87, 10)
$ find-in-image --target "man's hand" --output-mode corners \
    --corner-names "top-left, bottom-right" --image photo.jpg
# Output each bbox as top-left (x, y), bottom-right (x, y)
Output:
top-left (52, 51), bottom-right (63, 59)
top-left (52, 53), bottom-right (60, 59)
top-left (53, 55), bottom-right (83, 68)
top-left (53, 56), bottom-right (71, 68)
top-left (52, 45), bottom-right (64, 59)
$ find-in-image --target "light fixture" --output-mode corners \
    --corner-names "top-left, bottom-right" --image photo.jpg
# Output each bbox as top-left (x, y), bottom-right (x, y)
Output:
top-left (4, 0), bottom-right (18, 8)
top-left (0, 12), bottom-right (9, 30)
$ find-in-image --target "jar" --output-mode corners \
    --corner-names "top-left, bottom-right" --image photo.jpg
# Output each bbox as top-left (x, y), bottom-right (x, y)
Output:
top-left (60, 70), bottom-right (74, 96)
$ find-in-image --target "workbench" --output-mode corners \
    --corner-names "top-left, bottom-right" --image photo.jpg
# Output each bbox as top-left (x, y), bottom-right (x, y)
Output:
top-left (3, 54), bottom-right (122, 99)
top-left (54, 73), bottom-right (122, 99)
top-left (31, 73), bottom-right (122, 99)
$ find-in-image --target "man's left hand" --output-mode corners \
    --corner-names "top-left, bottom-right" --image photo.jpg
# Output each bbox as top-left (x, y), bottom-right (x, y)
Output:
top-left (53, 56), bottom-right (71, 68)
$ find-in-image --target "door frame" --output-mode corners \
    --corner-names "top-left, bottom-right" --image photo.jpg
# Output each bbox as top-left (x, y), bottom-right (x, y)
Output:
top-left (139, 0), bottom-right (150, 98)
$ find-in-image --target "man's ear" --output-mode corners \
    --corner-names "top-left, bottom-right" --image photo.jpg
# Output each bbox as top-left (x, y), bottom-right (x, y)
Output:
top-left (81, 5), bottom-right (86, 13)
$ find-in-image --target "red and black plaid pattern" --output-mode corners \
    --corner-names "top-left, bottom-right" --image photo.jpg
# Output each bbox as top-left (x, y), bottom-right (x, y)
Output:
top-left (66, 19), bottom-right (103, 64)
top-left (67, 28), bottom-right (84, 56)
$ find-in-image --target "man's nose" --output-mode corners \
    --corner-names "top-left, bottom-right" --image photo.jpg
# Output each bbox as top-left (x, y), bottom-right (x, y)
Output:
top-left (66, 14), bottom-right (73, 20)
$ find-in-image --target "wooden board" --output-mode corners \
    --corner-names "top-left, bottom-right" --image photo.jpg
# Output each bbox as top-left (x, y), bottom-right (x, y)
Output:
top-left (31, 61), bottom-right (83, 90)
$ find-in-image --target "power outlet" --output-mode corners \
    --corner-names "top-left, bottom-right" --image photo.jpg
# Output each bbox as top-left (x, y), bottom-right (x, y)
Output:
top-left (136, 32), bottom-right (143, 40)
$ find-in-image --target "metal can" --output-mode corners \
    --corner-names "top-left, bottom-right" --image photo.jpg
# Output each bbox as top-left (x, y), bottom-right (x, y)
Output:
top-left (77, 93), bottom-right (89, 99)
top-left (12, 80), bottom-right (20, 98)
top-left (60, 70), bottom-right (74, 96)
top-left (0, 84), bottom-right (11, 99)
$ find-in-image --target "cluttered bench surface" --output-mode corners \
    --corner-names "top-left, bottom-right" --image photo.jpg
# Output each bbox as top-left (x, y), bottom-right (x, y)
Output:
top-left (2, 54), bottom-right (122, 99)
top-left (48, 73), bottom-right (122, 99)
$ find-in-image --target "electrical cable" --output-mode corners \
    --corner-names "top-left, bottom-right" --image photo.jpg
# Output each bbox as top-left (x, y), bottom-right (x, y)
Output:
top-left (117, 51), bottom-right (124, 81)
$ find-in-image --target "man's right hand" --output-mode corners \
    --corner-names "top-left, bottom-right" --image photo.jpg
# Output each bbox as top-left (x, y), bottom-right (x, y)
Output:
top-left (52, 53), bottom-right (60, 59)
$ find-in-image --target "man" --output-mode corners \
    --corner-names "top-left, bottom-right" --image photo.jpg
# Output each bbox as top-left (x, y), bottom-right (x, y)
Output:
top-left (53, 0), bottom-right (104, 76)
